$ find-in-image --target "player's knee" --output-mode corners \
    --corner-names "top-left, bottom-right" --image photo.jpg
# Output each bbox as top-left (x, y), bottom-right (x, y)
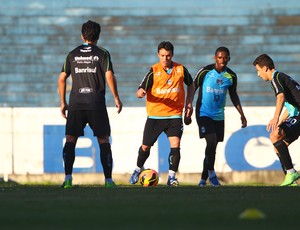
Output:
top-left (141, 145), bottom-right (151, 152)
top-left (97, 136), bottom-right (110, 144)
top-left (169, 137), bottom-right (181, 148)
top-left (270, 131), bottom-right (281, 143)
top-left (65, 135), bottom-right (77, 143)
top-left (205, 134), bottom-right (217, 147)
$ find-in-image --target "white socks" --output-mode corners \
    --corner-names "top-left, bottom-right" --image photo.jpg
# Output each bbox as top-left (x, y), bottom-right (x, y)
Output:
top-left (168, 170), bottom-right (176, 178)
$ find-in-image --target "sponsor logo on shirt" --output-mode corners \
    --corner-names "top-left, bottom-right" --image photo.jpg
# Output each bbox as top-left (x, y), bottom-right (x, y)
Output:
top-left (74, 56), bottom-right (99, 64)
top-left (75, 67), bottom-right (97, 73)
top-left (176, 67), bottom-right (182, 73)
top-left (206, 86), bottom-right (224, 94)
top-left (79, 87), bottom-right (93, 94)
top-left (75, 56), bottom-right (93, 61)
top-left (217, 78), bottom-right (223, 85)
top-left (156, 87), bottom-right (180, 94)
top-left (80, 47), bottom-right (92, 53)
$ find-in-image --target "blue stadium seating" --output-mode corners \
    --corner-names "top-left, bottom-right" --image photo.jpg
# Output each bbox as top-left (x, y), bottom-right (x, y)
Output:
top-left (1, 0), bottom-right (300, 107)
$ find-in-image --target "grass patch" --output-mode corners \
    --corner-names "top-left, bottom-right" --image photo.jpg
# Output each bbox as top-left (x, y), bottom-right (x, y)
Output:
top-left (0, 184), bottom-right (299, 229)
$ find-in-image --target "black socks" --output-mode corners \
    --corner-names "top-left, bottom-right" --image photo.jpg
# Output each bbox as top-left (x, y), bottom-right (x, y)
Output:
top-left (63, 142), bottom-right (76, 175)
top-left (100, 143), bottom-right (113, 179)
top-left (273, 140), bottom-right (293, 170)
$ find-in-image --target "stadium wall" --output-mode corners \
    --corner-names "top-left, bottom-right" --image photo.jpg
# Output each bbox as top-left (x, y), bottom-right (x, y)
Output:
top-left (1, 107), bottom-right (300, 185)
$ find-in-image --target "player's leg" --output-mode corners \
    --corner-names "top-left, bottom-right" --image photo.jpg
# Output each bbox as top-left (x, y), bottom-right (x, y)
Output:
top-left (199, 157), bottom-right (208, 186)
top-left (130, 118), bottom-right (162, 184)
top-left (206, 120), bottom-right (224, 186)
top-left (197, 116), bottom-right (222, 186)
top-left (97, 136), bottom-right (116, 187)
top-left (274, 147), bottom-right (287, 175)
top-left (166, 118), bottom-right (183, 186)
top-left (204, 133), bottom-right (220, 186)
top-left (62, 110), bottom-right (86, 188)
top-left (273, 117), bottom-right (300, 186)
top-left (62, 135), bottom-right (77, 188)
top-left (89, 109), bottom-right (116, 187)
top-left (166, 136), bottom-right (181, 186)
top-left (195, 115), bottom-right (208, 186)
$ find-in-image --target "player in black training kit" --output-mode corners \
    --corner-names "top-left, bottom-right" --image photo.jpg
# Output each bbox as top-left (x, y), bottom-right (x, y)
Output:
top-left (253, 54), bottom-right (300, 186)
top-left (58, 20), bottom-right (123, 188)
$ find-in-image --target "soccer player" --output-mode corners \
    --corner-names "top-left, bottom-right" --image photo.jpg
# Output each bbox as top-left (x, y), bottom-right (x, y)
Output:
top-left (187, 46), bottom-right (247, 187)
top-left (129, 41), bottom-right (194, 186)
top-left (58, 20), bottom-right (123, 188)
top-left (253, 54), bottom-right (300, 186)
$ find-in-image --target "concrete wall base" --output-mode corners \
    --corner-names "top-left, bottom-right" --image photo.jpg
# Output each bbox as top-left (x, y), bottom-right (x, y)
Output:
top-left (1, 171), bottom-right (285, 186)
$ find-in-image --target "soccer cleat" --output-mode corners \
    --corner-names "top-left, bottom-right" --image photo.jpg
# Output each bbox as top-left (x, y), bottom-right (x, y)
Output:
top-left (280, 171), bottom-right (300, 186)
top-left (198, 179), bottom-right (207, 187)
top-left (105, 181), bottom-right (117, 188)
top-left (167, 176), bottom-right (179, 186)
top-left (289, 181), bottom-right (298, 187)
top-left (129, 167), bottom-right (144, 184)
top-left (61, 179), bottom-right (72, 189)
top-left (209, 176), bottom-right (221, 187)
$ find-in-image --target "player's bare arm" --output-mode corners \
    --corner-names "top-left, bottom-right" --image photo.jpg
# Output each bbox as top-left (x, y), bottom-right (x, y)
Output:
top-left (184, 83), bottom-right (195, 125)
top-left (237, 105), bottom-right (247, 128)
top-left (58, 72), bottom-right (69, 119)
top-left (106, 70), bottom-right (123, 113)
top-left (229, 87), bottom-right (247, 128)
top-left (279, 109), bottom-right (289, 124)
top-left (267, 93), bottom-right (285, 132)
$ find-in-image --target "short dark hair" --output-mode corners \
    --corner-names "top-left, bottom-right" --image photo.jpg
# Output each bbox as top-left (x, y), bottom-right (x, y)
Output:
top-left (158, 41), bottom-right (174, 54)
top-left (253, 54), bottom-right (275, 69)
top-left (215, 46), bottom-right (230, 56)
top-left (81, 20), bottom-right (101, 42)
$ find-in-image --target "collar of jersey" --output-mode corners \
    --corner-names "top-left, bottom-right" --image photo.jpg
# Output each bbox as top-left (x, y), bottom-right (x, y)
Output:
top-left (272, 70), bottom-right (278, 79)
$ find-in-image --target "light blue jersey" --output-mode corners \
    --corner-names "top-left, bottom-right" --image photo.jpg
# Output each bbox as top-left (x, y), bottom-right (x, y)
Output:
top-left (284, 101), bottom-right (299, 117)
top-left (194, 64), bottom-right (237, 120)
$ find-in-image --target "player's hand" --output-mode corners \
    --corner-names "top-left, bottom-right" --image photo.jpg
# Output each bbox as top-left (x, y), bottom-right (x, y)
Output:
top-left (267, 117), bottom-right (279, 132)
top-left (136, 88), bottom-right (146, 98)
top-left (184, 106), bottom-right (193, 125)
top-left (241, 115), bottom-right (247, 128)
top-left (60, 103), bottom-right (68, 119)
top-left (115, 98), bottom-right (123, 114)
top-left (184, 115), bottom-right (192, 125)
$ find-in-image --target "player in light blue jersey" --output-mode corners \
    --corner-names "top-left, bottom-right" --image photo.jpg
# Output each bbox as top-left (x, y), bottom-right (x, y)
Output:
top-left (185, 47), bottom-right (247, 186)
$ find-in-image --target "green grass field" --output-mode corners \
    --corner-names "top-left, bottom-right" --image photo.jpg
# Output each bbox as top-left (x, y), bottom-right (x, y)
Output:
top-left (0, 183), bottom-right (299, 230)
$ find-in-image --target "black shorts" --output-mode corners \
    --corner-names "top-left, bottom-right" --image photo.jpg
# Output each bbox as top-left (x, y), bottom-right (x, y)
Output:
top-left (66, 109), bottom-right (111, 137)
top-left (196, 116), bottom-right (224, 142)
top-left (142, 118), bottom-right (183, 146)
top-left (279, 115), bottom-right (300, 144)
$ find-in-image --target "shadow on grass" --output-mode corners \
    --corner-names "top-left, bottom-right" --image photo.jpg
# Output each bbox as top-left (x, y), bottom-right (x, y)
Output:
top-left (0, 177), bottom-right (20, 187)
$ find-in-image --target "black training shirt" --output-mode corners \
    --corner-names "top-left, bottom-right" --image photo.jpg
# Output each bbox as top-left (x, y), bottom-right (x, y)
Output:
top-left (271, 71), bottom-right (300, 109)
top-left (61, 44), bottom-right (114, 110)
